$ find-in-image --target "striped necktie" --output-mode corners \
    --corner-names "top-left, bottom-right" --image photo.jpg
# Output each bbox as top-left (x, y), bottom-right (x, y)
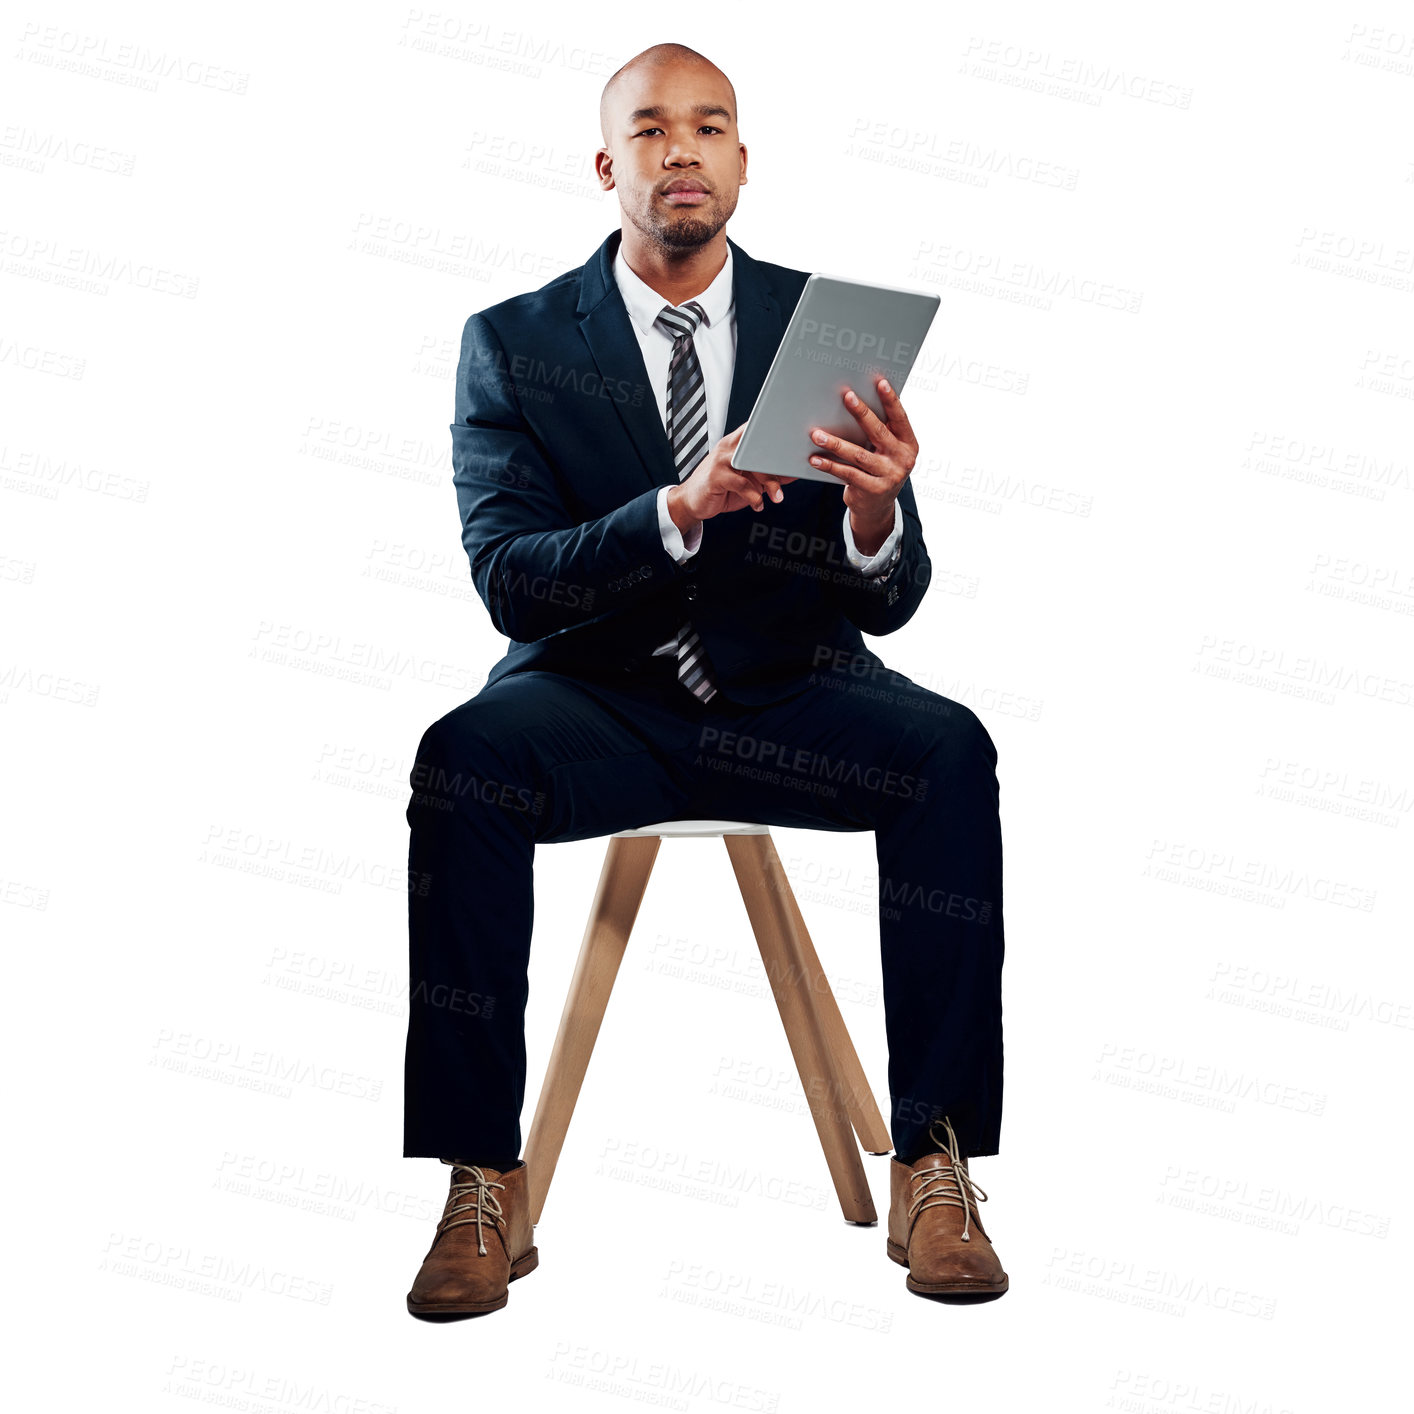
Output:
top-left (654, 300), bottom-right (719, 704)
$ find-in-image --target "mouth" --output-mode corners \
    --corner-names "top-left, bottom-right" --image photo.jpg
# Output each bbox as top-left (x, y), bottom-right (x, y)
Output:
top-left (662, 184), bottom-right (710, 205)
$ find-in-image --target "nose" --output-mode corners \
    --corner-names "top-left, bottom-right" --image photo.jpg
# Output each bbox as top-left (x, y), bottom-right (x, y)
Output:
top-left (664, 137), bottom-right (703, 169)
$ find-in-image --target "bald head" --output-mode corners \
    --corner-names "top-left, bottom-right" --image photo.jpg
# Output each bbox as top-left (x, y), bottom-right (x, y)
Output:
top-left (599, 43), bottom-right (737, 145)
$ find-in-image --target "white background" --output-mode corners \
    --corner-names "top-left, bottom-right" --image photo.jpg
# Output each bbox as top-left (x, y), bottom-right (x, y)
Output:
top-left (5, 1), bottom-right (1410, 1409)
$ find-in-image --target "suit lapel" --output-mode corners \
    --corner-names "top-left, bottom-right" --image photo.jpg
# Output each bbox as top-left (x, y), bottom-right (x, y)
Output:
top-left (722, 241), bottom-right (781, 445)
top-left (576, 228), bottom-right (783, 493)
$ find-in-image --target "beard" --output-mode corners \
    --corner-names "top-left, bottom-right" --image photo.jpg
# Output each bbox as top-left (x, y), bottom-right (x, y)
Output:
top-left (634, 191), bottom-right (735, 254)
top-left (654, 210), bottom-right (720, 248)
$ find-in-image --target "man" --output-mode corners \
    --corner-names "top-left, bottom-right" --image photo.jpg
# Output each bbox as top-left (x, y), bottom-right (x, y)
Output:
top-left (403, 42), bottom-right (1007, 1316)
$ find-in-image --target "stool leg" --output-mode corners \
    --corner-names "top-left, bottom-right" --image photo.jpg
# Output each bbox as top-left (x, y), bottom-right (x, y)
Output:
top-left (769, 843), bottom-right (893, 1156)
top-left (724, 834), bottom-right (878, 1225)
top-left (524, 834), bottom-right (661, 1225)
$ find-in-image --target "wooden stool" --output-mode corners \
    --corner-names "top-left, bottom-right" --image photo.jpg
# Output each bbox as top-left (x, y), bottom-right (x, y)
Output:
top-left (523, 820), bottom-right (892, 1227)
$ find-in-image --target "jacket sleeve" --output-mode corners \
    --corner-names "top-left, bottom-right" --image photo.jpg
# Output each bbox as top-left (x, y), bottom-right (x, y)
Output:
top-left (450, 312), bottom-right (679, 643)
top-left (814, 475), bottom-right (931, 636)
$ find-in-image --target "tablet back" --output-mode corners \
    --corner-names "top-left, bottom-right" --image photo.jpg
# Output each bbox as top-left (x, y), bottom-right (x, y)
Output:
top-left (732, 273), bottom-right (939, 484)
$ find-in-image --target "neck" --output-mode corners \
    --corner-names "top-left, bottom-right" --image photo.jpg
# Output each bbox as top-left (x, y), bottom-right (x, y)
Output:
top-left (618, 227), bottom-right (727, 307)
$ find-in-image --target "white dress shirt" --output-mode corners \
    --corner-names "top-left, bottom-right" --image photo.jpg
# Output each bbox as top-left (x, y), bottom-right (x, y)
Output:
top-left (611, 244), bottom-right (904, 657)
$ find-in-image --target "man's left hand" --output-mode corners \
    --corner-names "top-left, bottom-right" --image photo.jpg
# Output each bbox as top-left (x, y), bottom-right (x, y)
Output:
top-left (807, 378), bottom-right (918, 557)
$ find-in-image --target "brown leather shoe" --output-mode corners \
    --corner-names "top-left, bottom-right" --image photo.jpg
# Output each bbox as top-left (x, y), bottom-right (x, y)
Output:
top-left (406, 1159), bottom-right (539, 1316)
top-left (886, 1116), bottom-right (1008, 1297)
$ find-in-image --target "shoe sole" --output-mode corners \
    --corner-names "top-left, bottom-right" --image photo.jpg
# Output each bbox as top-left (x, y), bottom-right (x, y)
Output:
top-left (406, 1246), bottom-right (539, 1316)
top-left (886, 1236), bottom-right (1009, 1296)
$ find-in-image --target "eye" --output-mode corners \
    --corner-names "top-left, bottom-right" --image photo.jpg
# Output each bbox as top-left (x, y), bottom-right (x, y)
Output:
top-left (633, 126), bottom-right (724, 137)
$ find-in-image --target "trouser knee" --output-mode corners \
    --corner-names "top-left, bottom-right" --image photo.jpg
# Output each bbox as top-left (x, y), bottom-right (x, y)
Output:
top-left (407, 714), bottom-right (544, 825)
top-left (908, 701), bottom-right (997, 788)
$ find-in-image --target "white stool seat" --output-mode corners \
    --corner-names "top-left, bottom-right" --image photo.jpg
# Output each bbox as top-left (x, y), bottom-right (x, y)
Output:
top-left (612, 818), bottom-right (769, 838)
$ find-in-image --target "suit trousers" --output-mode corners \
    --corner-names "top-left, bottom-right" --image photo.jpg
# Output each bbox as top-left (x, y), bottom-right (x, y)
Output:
top-left (402, 648), bottom-right (1005, 1165)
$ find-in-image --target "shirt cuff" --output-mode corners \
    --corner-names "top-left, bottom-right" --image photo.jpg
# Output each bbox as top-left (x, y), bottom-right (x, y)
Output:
top-left (842, 500), bottom-right (902, 576)
top-left (657, 484), bottom-right (702, 562)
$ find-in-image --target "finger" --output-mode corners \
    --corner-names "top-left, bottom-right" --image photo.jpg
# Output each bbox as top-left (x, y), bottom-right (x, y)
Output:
top-left (808, 427), bottom-right (884, 476)
top-left (806, 453), bottom-right (877, 489)
top-left (721, 468), bottom-right (767, 510)
top-left (841, 387), bottom-right (897, 452)
top-left (875, 377), bottom-right (917, 445)
top-left (746, 470), bottom-right (787, 503)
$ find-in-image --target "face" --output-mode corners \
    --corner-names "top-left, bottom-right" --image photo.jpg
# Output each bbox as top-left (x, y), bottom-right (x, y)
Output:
top-left (597, 60), bottom-right (746, 252)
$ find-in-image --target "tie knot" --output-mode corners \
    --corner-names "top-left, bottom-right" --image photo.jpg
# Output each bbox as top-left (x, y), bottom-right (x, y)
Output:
top-left (655, 300), bottom-right (707, 341)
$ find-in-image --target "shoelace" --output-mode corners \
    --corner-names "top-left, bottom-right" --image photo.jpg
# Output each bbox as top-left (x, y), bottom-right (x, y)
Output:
top-left (435, 1160), bottom-right (507, 1256)
top-left (907, 1115), bottom-right (989, 1243)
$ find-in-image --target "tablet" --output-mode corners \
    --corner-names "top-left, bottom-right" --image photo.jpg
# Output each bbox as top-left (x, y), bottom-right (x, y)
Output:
top-left (730, 272), bottom-right (939, 485)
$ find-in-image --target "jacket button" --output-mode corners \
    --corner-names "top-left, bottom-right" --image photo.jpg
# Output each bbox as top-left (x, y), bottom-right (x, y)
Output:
top-left (685, 584), bottom-right (698, 602)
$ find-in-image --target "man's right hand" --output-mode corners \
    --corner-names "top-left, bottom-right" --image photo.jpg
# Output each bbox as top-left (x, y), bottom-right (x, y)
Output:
top-left (666, 424), bottom-right (795, 539)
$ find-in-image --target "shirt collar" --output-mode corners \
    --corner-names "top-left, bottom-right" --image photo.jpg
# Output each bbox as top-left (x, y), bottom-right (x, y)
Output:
top-left (613, 239), bottom-right (734, 338)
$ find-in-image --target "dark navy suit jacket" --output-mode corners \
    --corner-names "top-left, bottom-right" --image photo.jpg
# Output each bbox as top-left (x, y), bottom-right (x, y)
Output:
top-left (450, 227), bottom-right (932, 706)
